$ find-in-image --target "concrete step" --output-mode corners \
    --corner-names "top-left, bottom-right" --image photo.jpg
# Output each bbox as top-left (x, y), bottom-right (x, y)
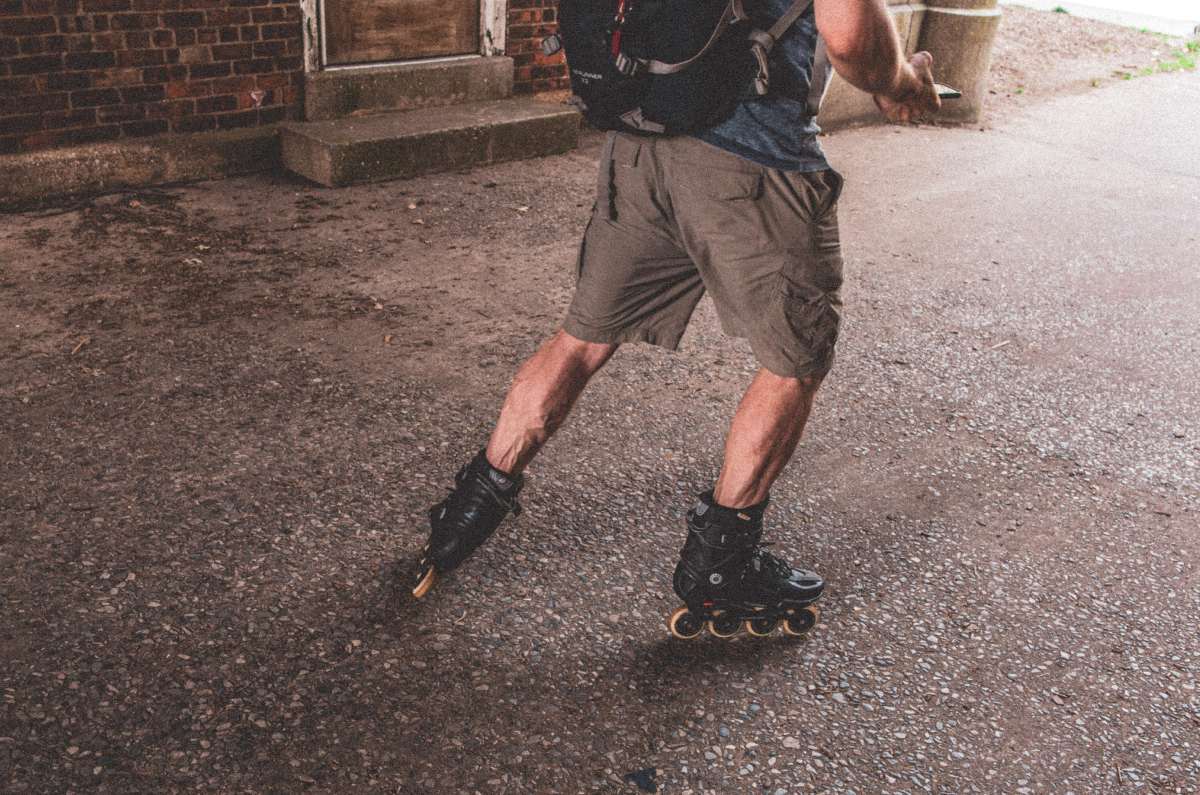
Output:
top-left (280, 98), bottom-right (580, 187)
top-left (304, 56), bottom-right (515, 122)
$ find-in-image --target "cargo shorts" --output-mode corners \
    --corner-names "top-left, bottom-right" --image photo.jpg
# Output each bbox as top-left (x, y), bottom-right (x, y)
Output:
top-left (563, 131), bottom-right (844, 379)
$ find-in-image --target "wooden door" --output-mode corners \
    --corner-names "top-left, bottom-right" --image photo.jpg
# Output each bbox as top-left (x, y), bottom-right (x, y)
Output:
top-left (323, 0), bottom-right (480, 65)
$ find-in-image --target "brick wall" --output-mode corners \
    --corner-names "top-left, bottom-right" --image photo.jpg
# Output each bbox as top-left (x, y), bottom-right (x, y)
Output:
top-left (0, 0), bottom-right (304, 154)
top-left (0, 0), bottom-right (568, 155)
top-left (506, 0), bottom-right (567, 94)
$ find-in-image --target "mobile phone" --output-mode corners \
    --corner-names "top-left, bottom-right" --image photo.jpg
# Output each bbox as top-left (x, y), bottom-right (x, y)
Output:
top-left (935, 83), bottom-right (963, 99)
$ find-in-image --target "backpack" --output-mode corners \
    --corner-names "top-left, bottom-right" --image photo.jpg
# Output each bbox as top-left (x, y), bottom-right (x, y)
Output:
top-left (546, 0), bottom-right (828, 135)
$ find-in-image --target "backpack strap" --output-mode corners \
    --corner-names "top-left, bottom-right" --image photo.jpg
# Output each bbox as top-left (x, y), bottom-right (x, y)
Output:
top-left (623, 0), bottom-right (752, 76)
top-left (747, 0), bottom-right (814, 94)
top-left (805, 34), bottom-right (831, 116)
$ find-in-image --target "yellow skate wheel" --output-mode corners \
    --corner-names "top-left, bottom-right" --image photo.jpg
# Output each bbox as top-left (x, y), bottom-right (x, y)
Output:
top-left (668, 606), bottom-right (704, 640)
top-left (745, 616), bottom-right (779, 637)
top-left (707, 613), bottom-right (742, 638)
top-left (412, 566), bottom-right (438, 599)
top-left (782, 606), bottom-right (819, 636)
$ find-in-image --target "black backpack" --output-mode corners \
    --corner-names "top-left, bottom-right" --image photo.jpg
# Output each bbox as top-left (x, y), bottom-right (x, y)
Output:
top-left (547, 0), bottom-right (821, 135)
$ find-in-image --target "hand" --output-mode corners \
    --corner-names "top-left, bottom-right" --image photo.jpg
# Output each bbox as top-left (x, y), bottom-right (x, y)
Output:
top-left (873, 51), bottom-right (941, 123)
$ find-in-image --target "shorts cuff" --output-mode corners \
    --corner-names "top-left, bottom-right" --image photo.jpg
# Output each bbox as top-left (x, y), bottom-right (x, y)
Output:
top-left (747, 339), bottom-right (836, 381)
top-left (563, 317), bottom-right (686, 351)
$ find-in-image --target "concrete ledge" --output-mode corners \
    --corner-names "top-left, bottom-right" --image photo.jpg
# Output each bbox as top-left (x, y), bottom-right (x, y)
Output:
top-left (305, 57), bottom-right (515, 121)
top-left (0, 126), bottom-right (279, 210)
top-left (281, 98), bottom-right (580, 187)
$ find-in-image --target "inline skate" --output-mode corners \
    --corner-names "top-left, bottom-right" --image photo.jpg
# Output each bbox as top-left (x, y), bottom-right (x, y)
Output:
top-left (668, 491), bottom-right (823, 639)
top-left (411, 449), bottom-right (524, 598)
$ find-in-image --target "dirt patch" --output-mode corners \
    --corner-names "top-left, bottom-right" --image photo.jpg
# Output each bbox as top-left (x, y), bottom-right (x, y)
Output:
top-left (985, 4), bottom-right (1192, 117)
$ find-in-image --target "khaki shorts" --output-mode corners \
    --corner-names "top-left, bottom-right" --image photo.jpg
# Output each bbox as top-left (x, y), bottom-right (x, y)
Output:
top-left (563, 132), bottom-right (844, 379)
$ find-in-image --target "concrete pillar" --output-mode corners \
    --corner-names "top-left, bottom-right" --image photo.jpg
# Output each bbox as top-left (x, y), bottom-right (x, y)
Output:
top-left (917, 0), bottom-right (1002, 123)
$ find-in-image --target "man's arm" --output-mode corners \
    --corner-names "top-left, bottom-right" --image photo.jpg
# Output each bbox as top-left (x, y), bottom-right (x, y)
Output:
top-left (813, 0), bottom-right (940, 122)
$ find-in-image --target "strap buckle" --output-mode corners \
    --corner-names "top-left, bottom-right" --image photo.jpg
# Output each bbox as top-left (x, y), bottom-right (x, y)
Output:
top-left (614, 51), bottom-right (642, 77)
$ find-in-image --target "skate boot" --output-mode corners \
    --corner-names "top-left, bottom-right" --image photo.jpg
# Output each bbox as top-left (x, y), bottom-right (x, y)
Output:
top-left (412, 449), bottom-right (523, 598)
top-left (668, 491), bottom-right (824, 639)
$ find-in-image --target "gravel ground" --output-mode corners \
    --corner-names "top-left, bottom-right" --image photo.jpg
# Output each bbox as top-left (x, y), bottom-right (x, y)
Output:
top-left (2, 16), bottom-right (1199, 795)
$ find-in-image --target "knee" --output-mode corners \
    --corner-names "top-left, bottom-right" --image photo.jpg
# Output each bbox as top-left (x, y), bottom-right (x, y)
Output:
top-left (554, 329), bottom-right (617, 374)
top-left (761, 368), bottom-right (824, 394)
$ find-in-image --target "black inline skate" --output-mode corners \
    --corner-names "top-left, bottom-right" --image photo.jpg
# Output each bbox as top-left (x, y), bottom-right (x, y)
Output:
top-left (668, 491), bottom-right (824, 639)
top-left (411, 449), bottom-right (524, 598)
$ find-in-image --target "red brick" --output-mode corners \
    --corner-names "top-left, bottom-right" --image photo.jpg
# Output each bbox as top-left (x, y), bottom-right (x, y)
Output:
top-left (44, 107), bottom-right (96, 127)
top-left (110, 12), bottom-right (157, 29)
top-left (8, 91), bottom-right (69, 112)
top-left (161, 10), bottom-right (202, 27)
top-left (251, 39), bottom-right (283, 57)
top-left (164, 79), bottom-right (209, 97)
top-left (152, 29), bottom-right (173, 46)
top-left (209, 42), bottom-right (250, 60)
top-left (232, 57), bottom-right (271, 74)
top-left (123, 30), bottom-right (151, 47)
top-left (91, 66), bottom-right (141, 85)
top-left (97, 102), bottom-right (144, 121)
top-left (70, 86), bottom-right (119, 105)
top-left (63, 50), bottom-right (113, 68)
top-left (0, 113), bottom-right (44, 134)
top-left (140, 63), bottom-right (185, 82)
top-left (120, 83), bottom-right (162, 101)
top-left (205, 8), bottom-right (248, 24)
top-left (188, 61), bottom-right (227, 78)
top-left (80, 0), bottom-right (128, 9)
top-left (65, 33), bottom-right (95, 51)
top-left (249, 5), bottom-right (283, 21)
top-left (194, 92), bottom-right (233, 113)
top-left (45, 70), bottom-right (89, 89)
top-left (9, 54), bottom-right (65, 74)
top-left (258, 21), bottom-right (297, 39)
top-left (0, 16), bottom-right (58, 36)
top-left (253, 71), bottom-right (286, 89)
top-left (238, 24), bottom-right (257, 40)
top-left (144, 97), bottom-right (191, 118)
top-left (115, 48), bottom-right (163, 66)
top-left (208, 74), bottom-right (252, 93)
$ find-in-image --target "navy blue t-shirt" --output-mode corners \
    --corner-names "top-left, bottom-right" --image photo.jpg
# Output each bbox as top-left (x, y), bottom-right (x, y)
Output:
top-left (697, 0), bottom-right (830, 172)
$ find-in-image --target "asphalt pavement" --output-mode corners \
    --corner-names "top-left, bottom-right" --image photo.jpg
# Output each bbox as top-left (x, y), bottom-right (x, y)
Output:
top-left (1, 71), bottom-right (1198, 793)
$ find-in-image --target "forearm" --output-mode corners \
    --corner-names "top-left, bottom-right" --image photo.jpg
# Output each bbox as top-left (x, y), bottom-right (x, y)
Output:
top-left (813, 0), bottom-right (907, 97)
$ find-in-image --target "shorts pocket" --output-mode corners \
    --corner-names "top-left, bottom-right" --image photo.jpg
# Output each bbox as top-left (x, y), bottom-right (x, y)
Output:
top-left (603, 133), bottom-right (644, 221)
top-left (780, 280), bottom-right (841, 371)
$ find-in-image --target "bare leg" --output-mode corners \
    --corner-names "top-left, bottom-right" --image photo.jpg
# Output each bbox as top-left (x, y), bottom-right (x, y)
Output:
top-left (485, 330), bottom-right (617, 475)
top-left (713, 369), bottom-right (824, 508)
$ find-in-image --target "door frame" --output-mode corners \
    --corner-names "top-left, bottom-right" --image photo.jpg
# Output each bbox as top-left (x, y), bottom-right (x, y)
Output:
top-left (300, 0), bottom-right (507, 72)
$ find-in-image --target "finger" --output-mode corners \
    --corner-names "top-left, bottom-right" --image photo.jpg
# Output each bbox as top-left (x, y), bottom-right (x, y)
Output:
top-left (911, 50), bottom-right (933, 73)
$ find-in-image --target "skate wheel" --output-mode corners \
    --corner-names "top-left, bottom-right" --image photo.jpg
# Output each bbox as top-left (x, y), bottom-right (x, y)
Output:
top-left (782, 606), bottom-right (819, 636)
top-left (668, 606), bottom-right (704, 640)
top-left (707, 613), bottom-right (742, 638)
top-left (411, 566), bottom-right (438, 599)
top-left (745, 616), bottom-right (779, 637)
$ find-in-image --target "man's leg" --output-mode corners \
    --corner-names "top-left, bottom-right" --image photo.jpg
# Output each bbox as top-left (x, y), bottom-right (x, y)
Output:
top-left (485, 329), bottom-right (618, 475)
top-left (713, 369), bottom-right (823, 509)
